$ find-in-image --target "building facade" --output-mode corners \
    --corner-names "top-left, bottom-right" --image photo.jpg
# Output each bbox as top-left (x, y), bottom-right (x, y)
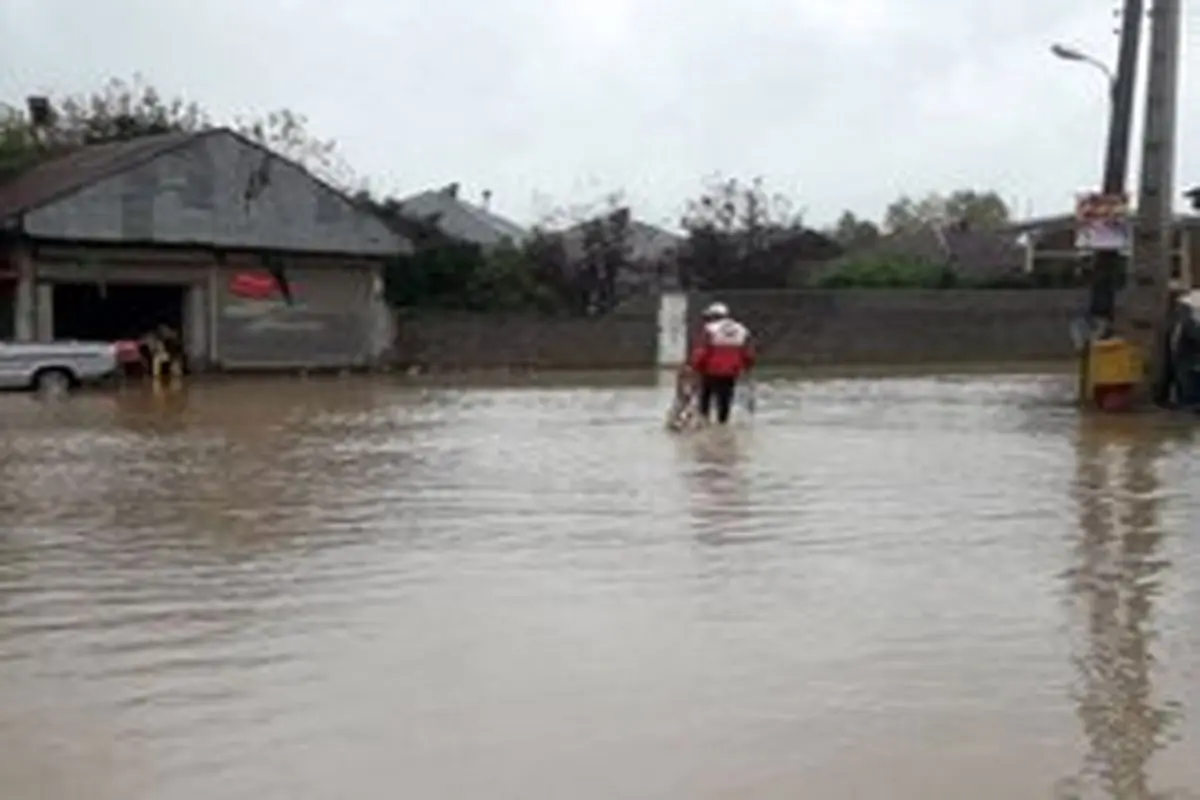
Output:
top-left (0, 128), bottom-right (408, 370)
top-left (1005, 213), bottom-right (1199, 287)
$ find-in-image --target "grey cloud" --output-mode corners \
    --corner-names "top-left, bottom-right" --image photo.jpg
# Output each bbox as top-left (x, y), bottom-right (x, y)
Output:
top-left (2, 0), bottom-right (1187, 230)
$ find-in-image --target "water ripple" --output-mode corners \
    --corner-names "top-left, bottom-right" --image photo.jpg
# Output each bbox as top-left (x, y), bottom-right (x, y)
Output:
top-left (0, 373), bottom-right (1197, 799)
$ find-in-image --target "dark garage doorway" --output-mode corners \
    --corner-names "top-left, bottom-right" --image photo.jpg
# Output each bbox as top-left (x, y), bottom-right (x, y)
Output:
top-left (0, 282), bottom-right (13, 339)
top-left (53, 282), bottom-right (186, 341)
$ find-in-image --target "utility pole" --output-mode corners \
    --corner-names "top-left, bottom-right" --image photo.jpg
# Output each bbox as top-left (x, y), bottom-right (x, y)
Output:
top-left (1120, 0), bottom-right (1182, 404)
top-left (1069, 0), bottom-right (1142, 405)
top-left (1087, 0), bottom-right (1143, 325)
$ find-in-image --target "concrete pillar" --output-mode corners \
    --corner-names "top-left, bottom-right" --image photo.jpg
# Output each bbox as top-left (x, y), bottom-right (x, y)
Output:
top-left (13, 245), bottom-right (34, 342)
top-left (35, 284), bottom-right (53, 341)
top-left (185, 283), bottom-right (208, 366)
top-left (207, 262), bottom-right (220, 368)
top-left (1124, 0), bottom-right (1181, 403)
top-left (366, 272), bottom-right (395, 367)
top-left (656, 291), bottom-right (688, 368)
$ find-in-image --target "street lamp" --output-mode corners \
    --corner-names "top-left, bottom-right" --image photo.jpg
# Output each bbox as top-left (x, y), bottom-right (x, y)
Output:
top-left (1051, 43), bottom-right (1115, 88)
top-left (1050, 39), bottom-right (1129, 404)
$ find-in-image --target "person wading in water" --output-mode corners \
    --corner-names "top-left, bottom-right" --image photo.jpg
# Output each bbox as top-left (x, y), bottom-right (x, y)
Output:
top-left (688, 302), bottom-right (755, 425)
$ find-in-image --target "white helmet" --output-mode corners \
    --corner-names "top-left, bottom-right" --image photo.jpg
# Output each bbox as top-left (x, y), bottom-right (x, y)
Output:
top-left (703, 302), bottom-right (729, 318)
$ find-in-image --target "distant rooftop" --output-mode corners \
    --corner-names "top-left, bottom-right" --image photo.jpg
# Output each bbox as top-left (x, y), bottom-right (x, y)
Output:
top-left (557, 214), bottom-right (683, 264)
top-left (394, 183), bottom-right (527, 247)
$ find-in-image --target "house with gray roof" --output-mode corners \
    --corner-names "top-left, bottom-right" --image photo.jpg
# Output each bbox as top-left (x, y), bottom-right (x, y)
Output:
top-left (0, 127), bottom-right (407, 369)
top-left (394, 183), bottom-right (527, 248)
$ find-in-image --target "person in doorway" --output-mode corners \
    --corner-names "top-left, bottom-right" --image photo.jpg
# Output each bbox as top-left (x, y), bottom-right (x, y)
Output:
top-left (141, 325), bottom-right (183, 384)
top-left (157, 325), bottom-right (185, 376)
top-left (689, 302), bottom-right (755, 424)
top-left (1167, 289), bottom-right (1200, 408)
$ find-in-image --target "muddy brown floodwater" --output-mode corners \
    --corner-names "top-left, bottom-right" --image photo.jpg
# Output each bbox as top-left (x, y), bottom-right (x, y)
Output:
top-left (0, 372), bottom-right (1197, 799)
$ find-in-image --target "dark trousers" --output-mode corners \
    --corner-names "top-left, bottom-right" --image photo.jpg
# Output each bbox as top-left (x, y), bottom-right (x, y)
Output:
top-left (698, 375), bottom-right (736, 423)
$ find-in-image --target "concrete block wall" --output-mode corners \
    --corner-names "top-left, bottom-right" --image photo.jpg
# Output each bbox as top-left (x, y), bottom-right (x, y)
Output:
top-left (694, 289), bottom-right (1085, 365)
top-left (393, 311), bottom-right (658, 370)
top-left (391, 289), bottom-right (1086, 371)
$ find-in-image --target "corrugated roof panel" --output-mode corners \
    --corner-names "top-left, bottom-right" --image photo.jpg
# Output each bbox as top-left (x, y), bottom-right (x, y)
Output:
top-left (0, 131), bottom-right (199, 220)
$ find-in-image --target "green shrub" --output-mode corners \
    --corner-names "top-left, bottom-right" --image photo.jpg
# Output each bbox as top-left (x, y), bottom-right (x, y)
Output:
top-left (813, 254), bottom-right (957, 288)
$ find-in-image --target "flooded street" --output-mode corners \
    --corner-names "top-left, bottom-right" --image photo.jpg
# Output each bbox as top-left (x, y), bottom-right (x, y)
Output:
top-left (0, 372), bottom-right (1197, 799)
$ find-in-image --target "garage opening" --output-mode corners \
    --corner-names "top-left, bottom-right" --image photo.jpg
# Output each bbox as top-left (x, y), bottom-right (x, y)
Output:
top-left (0, 282), bottom-right (13, 339)
top-left (52, 282), bottom-right (186, 341)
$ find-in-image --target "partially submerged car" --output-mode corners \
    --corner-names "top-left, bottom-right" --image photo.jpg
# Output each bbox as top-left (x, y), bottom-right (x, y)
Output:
top-left (0, 340), bottom-right (122, 392)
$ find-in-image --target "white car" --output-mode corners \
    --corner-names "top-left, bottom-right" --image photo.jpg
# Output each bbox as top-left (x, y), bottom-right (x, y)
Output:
top-left (0, 340), bottom-right (121, 392)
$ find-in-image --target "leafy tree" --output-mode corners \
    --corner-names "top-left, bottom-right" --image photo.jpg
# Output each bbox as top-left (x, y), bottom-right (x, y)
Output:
top-left (468, 242), bottom-right (559, 312)
top-left (234, 108), bottom-right (356, 188)
top-left (0, 108), bottom-right (36, 176)
top-left (1, 74), bottom-right (354, 187)
top-left (830, 210), bottom-right (881, 249)
top-left (363, 190), bottom-right (568, 313)
top-left (884, 190), bottom-right (1010, 233)
top-left (532, 190), bottom-right (637, 314)
top-left (679, 175), bottom-right (788, 290)
top-left (941, 190), bottom-right (1010, 228)
top-left (683, 175), bottom-right (797, 236)
top-left (578, 205), bottom-right (631, 313)
top-left (384, 239), bottom-right (483, 309)
top-left (679, 175), bottom-right (838, 290)
top-left (53, 75), bottom-right (210, 144)
top-left (381, 235), bottom-right (550, 312)
top-left (523, 228), bottom-right (583, 313)
top-left (362, 192), bottom-right (485, 310)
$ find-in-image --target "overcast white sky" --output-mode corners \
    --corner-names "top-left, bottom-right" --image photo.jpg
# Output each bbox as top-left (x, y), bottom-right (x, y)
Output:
top-left (3, 0), bottom-right (1200, 230)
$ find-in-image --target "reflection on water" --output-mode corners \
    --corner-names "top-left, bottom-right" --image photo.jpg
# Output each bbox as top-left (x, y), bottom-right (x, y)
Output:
top-left (0, 373), bottom-right (1198, 799)
top-left (677, 428), bottom-right (762, 546)
top-left (1061, 416), bottom-right (1193, 800)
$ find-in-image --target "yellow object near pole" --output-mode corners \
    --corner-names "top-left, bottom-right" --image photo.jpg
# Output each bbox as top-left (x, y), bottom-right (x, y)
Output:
top-left (1084, 337), bottom-right (1142, 412)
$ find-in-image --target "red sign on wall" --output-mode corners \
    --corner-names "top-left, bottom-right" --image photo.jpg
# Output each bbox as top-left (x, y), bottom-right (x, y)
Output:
top-left (230, 271), bottom-right (291, 299)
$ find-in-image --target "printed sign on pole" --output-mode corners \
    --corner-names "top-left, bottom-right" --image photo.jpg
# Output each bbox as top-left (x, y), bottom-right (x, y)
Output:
top-left (1075, 191), bottom-right (1130, 251)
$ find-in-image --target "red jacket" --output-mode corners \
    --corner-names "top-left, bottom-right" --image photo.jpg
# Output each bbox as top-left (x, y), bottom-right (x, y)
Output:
top-left (690, 318), bottom-right (755, 377)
